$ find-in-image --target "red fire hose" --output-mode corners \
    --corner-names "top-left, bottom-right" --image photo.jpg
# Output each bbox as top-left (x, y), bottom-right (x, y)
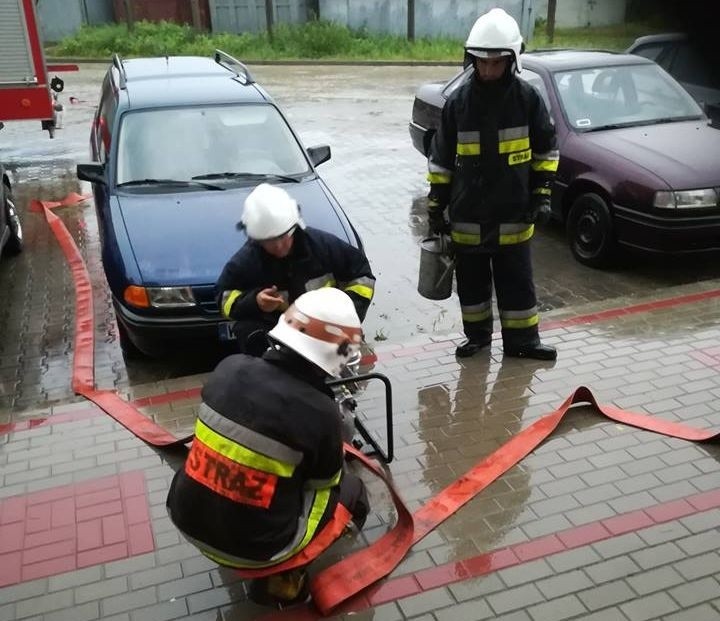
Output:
top-left (39, 195), bottom-right (719, 617)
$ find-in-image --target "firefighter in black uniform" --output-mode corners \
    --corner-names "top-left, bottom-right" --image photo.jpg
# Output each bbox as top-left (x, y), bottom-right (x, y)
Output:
top-left (217, 183), bottom-right (376, 356)
top-left (167, 287), bottom-right (370, 605)
top-left (427, 8), bottom-right (559, 360)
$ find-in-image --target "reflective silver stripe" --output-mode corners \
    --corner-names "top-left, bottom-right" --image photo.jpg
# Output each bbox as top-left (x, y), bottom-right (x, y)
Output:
top-left (453, 222), bottom-right (482, 235)
top-left (499, 223), bottom-right (530, 235)
top-left (428, 160), bottom-right (453, 174)
top-left (532, 149), bottom-right (560, 161)
top-left (461, 301), bottom-right (492, 314)
top-left (198, 403), bottom-right (303, 466)
top-left (498, 126), bottom-right (528, 140)
top-left (457, 130), bottom-right (481, 143)
top-left (175, 487), bottom-right (320, 568)
top-left (500, 306), bottom-right (538, 320)
top-left (305, 273), bottom-right (336, 291)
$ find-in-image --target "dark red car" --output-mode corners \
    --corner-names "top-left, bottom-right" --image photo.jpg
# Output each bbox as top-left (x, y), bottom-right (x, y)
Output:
top-left (409, 50), bottom-right (720, 267)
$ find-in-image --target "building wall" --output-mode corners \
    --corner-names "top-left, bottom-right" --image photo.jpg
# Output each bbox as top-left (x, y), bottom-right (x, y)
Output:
top-left (209, 0), bottom-right (309, 33)
top-left (36, 0), bottom-right (113, 42)
top-left (534, 0), bottom-right (627, 28)
top-left (318, 0), bottom-right (536, 40)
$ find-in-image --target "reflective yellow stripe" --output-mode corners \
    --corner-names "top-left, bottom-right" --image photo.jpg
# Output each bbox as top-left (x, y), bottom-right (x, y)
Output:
top-left (498, 137), bottom-right (530, 153)
top-left (195, 419), bottom-right (295, 477)
top-left (499, 225), bottom-right (534, 245)
top-left (501, 314), bottom-right (539, 329)
top-left (457, 143), bottom-right (481, 156)
top-left (462, 309), bottom-right (492, 323)
top-left (508, 149), bottom-right (531, 165)
top-left (344, 284), bottom-right (374, 300)
top-left (531, 159), bottom-right (559, 172)
top-left (307, 467), bottom-right (343, 490)
top-left (427, 172), bottom-right (451, 184)
top-left (222, 290), bottom-right (242, 318)
top-left (451, 230), bottom-right (482, 245)
top-left (533, 187), bottom-right (552, 195)
top-left (192, 488), bottom-right (332, 569)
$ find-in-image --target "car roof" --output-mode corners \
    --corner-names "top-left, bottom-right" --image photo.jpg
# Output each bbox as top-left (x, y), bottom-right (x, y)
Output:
top-left (116, 56), bottom-right (269, 109)
top-left (627, 32), bottom-right (687, 49)
top-left (523, 49), bottom-right (655, 72)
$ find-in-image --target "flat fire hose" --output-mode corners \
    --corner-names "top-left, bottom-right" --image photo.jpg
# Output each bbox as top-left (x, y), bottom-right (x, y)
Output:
top-left (40, 196), bottom-right (720, 617)
top-left (36, 197), bottom-right (193, 446)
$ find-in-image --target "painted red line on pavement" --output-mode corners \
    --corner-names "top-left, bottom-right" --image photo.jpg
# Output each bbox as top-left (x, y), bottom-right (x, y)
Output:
top-left (0, 408), bottom-right (100, 436)
top-left (260, 485), bottom-right (720, 620)
top-left (0, 471), bottom-right (153, 587)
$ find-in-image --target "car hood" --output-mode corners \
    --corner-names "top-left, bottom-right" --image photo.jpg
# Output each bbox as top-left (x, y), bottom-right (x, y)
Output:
top-left (582, 120), bottom-right (720, 189)
top-left (116, 180), bottom-right (350, 286)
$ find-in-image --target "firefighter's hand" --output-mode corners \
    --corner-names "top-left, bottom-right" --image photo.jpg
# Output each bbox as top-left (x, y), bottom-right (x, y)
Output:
top-left (527, 197), bottom-right (552, 225)
top-left (428, 209), bottom-right (450, 236)
top-left (256, 286), bottom-right (284, 312)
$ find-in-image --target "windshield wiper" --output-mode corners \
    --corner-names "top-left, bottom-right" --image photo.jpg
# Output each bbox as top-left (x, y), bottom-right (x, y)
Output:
top-left (117, 178), bottom-right (225, 191)
top-left (192, 172), bottom-right (302, 183)
top-left (584, 115), bottom-right (703, 132)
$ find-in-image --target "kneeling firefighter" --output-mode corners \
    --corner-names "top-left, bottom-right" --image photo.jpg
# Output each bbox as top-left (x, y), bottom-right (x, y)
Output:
top-left (166, 288), bottom-right (370, 605)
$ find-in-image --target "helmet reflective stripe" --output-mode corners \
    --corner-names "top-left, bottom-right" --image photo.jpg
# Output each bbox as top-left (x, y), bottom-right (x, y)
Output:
top-left (241, 183), bottom-right (305, 241)
top-left (268, 288), bottom-right (362, 377)
top-left (465, 8), bottom-right (524, 73)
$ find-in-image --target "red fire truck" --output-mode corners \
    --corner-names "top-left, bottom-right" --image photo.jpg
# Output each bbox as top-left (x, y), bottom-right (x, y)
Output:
top-left (1, 0), bottom-right (76, 258)
top-left (0, 0), bottom-right (71, 136)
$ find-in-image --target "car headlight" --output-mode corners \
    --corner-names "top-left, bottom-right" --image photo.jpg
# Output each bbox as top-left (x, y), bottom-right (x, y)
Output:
top-left (123, 285), bottom-right (196, 308)
top-left (654, 188), bottom-right (718, 209)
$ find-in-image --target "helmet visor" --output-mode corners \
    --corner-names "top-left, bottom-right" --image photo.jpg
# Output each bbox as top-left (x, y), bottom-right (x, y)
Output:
top-left (466, 48), bottom-right (513, 58)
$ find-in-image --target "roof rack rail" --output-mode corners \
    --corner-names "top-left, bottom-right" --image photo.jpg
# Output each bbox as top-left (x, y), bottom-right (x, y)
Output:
top-left (112, 53), bottom-right (127, 89)
top-left (214, 49), bottom-right (255, 84)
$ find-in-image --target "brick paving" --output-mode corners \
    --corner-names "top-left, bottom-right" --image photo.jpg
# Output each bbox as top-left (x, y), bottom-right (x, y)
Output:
top-left (2, 64), bottom-right (720, 620)
top-left (1, 279), bottom-right (719, 620)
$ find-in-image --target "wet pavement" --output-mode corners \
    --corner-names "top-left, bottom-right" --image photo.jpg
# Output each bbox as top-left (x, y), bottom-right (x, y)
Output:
top-left (1, 63), bottom-right (720, 621)
top-left (2, 63), bottom-right (720, 408)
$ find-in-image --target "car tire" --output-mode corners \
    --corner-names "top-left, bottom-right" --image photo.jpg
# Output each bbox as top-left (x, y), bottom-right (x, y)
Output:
top-left (566, 193), bottom-right (615, 268)
top-left (2, 185), bottom-right (23, 256)
top-left (117, 319), bottom-right (143, 359)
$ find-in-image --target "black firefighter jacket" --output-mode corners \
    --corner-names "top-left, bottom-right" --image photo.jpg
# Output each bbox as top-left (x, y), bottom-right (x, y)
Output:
top-left (166, 350), bottom-right (345, 567)
top-left (216, 226), bottom-right (375, 324)
top-left (428, 70), bottom-right (559, 251)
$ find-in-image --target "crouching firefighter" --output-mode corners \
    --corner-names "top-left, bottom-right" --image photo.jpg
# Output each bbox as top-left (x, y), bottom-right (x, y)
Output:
top-left (166, 288), bottom-right (370, 606)
top-left (216, 183), bottom-right (376, 356)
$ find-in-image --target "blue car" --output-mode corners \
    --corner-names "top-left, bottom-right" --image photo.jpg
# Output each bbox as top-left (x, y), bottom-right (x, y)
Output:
top-left (77, 52), bottom-right (361, 357)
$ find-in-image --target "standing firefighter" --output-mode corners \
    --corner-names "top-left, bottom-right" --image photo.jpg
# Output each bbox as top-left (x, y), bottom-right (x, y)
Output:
top-left (166, 288), bottom-right (370, 605)
top-left (427, 7), bottom-right (559, 360)
top-left (217, 183), bottom-right (375, 356)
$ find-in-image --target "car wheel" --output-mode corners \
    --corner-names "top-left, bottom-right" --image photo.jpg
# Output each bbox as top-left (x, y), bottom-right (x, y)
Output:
top-left (117, 319), bottom-right (143, 359)
top-left (2, 186), bottom-right (23, 256)
top-left (566, 193), bottom-right (615, 268)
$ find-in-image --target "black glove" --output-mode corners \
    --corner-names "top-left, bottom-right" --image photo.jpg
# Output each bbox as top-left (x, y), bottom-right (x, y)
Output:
top-left (527, 197), bottom-right (552, 225)
top-left (428, 209), bottom-right (450, 235)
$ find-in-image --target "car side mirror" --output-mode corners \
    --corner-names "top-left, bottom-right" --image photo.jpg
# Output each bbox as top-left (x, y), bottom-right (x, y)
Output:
top-left (307, 145), bottom-right (331, 167)
top-left (76, 163), bottom-right (106, 185)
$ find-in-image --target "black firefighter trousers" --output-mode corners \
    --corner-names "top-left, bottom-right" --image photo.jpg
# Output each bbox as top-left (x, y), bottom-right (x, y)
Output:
top-left (455, 241), bottom-right (541, 350)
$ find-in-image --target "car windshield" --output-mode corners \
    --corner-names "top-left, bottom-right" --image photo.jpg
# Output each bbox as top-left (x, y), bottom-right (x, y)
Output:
top-left (115, 104), bottom-right (311, 186)
top-left (553, 63), bottom-right (704, 131)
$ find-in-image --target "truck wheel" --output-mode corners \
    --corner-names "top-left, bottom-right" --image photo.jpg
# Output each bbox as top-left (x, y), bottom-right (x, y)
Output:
top-left (3, 186), bottom-right (23, 256)
top-left (566, 193), bottom-right (615, 268)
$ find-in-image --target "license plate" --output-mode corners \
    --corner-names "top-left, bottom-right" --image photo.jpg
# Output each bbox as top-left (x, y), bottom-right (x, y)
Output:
top-left (218, 322), bottom-right (236, 341)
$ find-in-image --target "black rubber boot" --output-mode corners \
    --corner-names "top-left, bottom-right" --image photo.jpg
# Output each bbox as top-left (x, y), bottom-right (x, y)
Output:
top-left (504, 342), bottom-right (557, 361)
top-left (455, 337), bottom-right (492, 358)
top-left (247, 569), bottom-right (310, 606)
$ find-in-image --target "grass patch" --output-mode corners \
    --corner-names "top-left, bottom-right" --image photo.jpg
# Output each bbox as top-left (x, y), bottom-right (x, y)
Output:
top-left (47, 19), bottom-right (666, 61)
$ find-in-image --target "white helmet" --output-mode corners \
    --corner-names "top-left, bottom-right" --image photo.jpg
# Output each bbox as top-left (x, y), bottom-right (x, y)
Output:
top-left (240, 183), bottom-right (305, 241)
top-left (268, 288), bottom-right (363, 378)
top-left (465, 8), bottom-right (524, 73)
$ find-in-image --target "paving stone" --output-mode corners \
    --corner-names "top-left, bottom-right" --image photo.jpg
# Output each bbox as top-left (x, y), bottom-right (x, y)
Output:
top-left (620, 592), bottom-right (680, 621)
top-left (527, 594), bottom-right (587, 621)
top-left (578, 580), bottom-right (637, 611)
